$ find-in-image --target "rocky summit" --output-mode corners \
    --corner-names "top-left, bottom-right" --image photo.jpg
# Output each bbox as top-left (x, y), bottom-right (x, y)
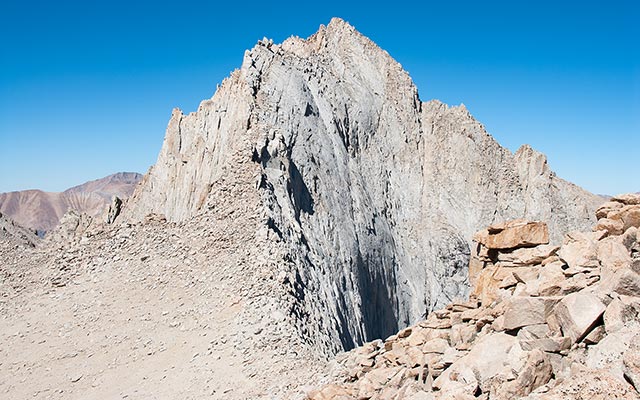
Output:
top-left (0, 18), bottom-right (631, 400)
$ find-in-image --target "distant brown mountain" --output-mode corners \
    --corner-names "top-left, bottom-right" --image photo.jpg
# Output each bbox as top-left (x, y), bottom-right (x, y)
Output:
top-left (0, 172), bottom-right (142, 234)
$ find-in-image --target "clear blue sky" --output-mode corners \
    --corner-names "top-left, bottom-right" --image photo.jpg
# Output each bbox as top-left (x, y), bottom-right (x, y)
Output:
top-left (1, 0), bottom-right (638, 195)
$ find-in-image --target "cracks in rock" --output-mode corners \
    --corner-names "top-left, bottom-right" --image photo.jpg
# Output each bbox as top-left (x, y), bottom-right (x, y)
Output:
top-left (354, 247), bottom-right (399, 345)
top-left (286, 160), bottom-right (315, 221)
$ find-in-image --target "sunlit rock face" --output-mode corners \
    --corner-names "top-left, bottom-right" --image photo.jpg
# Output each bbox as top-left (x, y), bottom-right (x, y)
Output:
top-left (123, 18), bottom-right (601, 354)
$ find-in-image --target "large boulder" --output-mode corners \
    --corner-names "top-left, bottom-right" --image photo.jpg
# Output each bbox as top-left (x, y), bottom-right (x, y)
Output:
top-left (594, 217), bottom-right (625, 236)
top-left (433, 333), bottom-right (518, 393)
top-left (611, 193), bottom-right (640, 206)
top-left (609, 205), bottom-right (640, 232)
top-left (586, 328), bottom-right (640, 385)
top-left (597, 236), bottom-right (633, 272)
top-left (603, 295), bottom-right (640, 333)
top-left (502, 297), bottom-right (561, 331)
top-left (496, 244), bottom-right (559, 267)
top-left (552, 292), bottom-right (606, 343)
top-left (493, 349), bottom-right (553, 399)
top-left (557, 230), bottom-right (606, 270)
top-left (473, 220), bottom-right (549, 250)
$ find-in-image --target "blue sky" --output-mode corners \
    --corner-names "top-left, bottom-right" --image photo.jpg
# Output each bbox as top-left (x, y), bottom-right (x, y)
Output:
top-left (0, 0), bottom-right (638, 195)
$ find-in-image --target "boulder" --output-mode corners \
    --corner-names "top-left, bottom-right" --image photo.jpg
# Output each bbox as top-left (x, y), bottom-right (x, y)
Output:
top-left (473, 220), bottom-right (549, 250)
top-left (496, 244), bottom-right (559, 267)
top-left (105, 196), bottom-right (123, 224)
top-left (586, 328), bottom-right (640, 384)
top-left (433, 333), bottom-right (518, 393)
top-left (611, 193), bottom-right (640, 206)
top-left (621, 226), bottom-right (639, 252)
top-left (517, 324), bottom-right (571, 352)
top-left (422, 338), bottom-right (450, 354)
top-left (471, 265), bottom-right (504, 306)
top-left (407, 328), bottom-right (429, 347)
top-left (503, 297), bottom-right (561, 331)
top-left (594, 217), bottom-right (625, 236)
top-left (552, 292), bottom-right (606, 343)
top-left (603, 295), bottom-right (640, 333)
top-left (46, 210), bottom-right (93, 243)
top-left (450, 324), bottom-right (477, 348)
top-left (517, 324), bottom-right (550, 340)
top-left (609, 205), bottom-right (640, 232)
top-left (600, 268), bottom-right (640, 297)
top-left (494, 349), bottom-right (553, 399)
top-left (537, 262), bottom-right (567, 296)
top-left (597, 236), bottom-right (632, 272)
top-left (557, 231), bottom-right (606, 270)
top-left (596, 200), bottom-right (624, 219)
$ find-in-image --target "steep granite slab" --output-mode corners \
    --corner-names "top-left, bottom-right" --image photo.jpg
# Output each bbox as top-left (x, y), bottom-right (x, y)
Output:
top-left (122, 18), bottom-right (602, 354)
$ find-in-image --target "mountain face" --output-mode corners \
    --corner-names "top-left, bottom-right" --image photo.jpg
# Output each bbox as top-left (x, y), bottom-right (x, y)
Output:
top-left (122, 19), bottom-right (601, 355)
top-left (0, 172), bottom-right (142, 234)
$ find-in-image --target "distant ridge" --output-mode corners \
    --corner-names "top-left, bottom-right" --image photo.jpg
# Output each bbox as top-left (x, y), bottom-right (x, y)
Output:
top-left (0, 172), bottom-right (142, 234)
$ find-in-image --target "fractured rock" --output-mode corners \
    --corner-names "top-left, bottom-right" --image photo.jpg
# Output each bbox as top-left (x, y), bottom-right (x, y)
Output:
top-left (503, 297), bottom-right (560, 331)
top-left (603, 295), bottom-right (640, 333)
top-left (611, 193), bottom-right (640, 206)
top-left (474, 220), bottom-right (550, 250)
top-left (433, 333), bottom-right (517, 393)
top-left (609, 205), bottom-right (640, 232)
top-left (557, 230), bottom-right (605, 270)
top-left (495, 349), bottom-right (553, 399)
top-left (552, 292), bottom-right (606, 343)
top-left (595, 217), bottom-right (625, 236)
top-left (586, 328), bottom-right (640, 384)
top-left (496, 244), bottom-right (559, 267)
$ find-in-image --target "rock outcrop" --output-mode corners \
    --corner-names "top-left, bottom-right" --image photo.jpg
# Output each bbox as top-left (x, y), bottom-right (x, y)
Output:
top-left (0, 172), bottom-right (142, 234)
top-left (0, 211), bottom-right (38, 249)
top-left (308, 194), bottom-right (640, 399)
top-left (122, 18), bottom-right (601, 353)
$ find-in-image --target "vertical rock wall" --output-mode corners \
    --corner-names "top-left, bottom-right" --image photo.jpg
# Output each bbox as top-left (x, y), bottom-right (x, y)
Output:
top-left (123, 18), bottom-right (602, 355)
